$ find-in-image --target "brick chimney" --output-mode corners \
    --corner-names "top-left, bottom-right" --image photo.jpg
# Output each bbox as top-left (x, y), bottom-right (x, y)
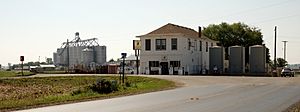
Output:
top-left (198, 26), bottom-right (202, 38)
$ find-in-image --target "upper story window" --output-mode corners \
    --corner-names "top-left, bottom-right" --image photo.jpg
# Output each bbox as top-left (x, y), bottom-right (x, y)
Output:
top-left (171, 38), bottom-right (177, 50)
top-left (156, 39), bottom-right (166, 50)
top-left (194, 40), bottom-right (197, 51)
top-left (188, 39), bottom-right (191, 50)
top-left (206, 42), bottom-right (208, 52)
top-left (199, 41), bottom-right (202, 51)
top-left (145, 39), bottom-right (151, 51)
top-left (211, 42), bottom-right (213, 47)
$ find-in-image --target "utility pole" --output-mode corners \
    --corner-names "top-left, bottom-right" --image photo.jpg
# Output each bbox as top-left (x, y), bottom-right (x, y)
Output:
top-left (135, 50), bottom-right (140, 75)
top-left (282, 41), bottom-right (288, 61)
top-left (20, 56), bottom-right (24, 76)
top-left (67, 39), bottom-right (70, 73)
top-left (121, 53), bottom-right (127, 84)
top-left (274, 26), bottom-right (277, 70)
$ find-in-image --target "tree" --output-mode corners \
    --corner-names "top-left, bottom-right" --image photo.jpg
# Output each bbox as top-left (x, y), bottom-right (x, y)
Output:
top-left (46, 58), bottom-right (53, 64)
top-left (108, 58), bottom-right (115, 62)
top-left (276, 58), bottom-right (288, 67)
top-left (202, 22), bottom-right (271, 63)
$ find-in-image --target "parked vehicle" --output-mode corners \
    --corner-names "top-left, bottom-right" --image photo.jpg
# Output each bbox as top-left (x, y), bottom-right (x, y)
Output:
top-left (118, 67), bottom-right (134, 74)
top-left (281, 68), bottom-right (294, 77)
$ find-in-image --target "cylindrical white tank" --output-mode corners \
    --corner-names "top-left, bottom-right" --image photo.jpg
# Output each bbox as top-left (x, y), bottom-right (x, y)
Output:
top-left (249, 45), bottom-right (266, 73)
top-left (229, 46), bottom-right (245, 74)
top-left (209, 46), bottom-right (224, 74)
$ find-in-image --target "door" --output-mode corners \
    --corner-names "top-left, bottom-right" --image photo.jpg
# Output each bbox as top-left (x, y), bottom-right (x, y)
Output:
top-left (160, 62), bottom-right (169, 75)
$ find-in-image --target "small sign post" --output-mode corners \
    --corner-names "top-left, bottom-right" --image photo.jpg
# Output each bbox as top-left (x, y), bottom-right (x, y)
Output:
top-left (133, 40), bottom-right (141, 75)
top-left (20, 56), bottom-right (24, 75)
top-left (121, 53), bottom-right (127, 84)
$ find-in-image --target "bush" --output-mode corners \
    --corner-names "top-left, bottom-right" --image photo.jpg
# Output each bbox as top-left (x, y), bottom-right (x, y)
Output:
top-left (71, 88), bottom-right (86, 96)
top-left (89, 78), bottom-right (118, 94)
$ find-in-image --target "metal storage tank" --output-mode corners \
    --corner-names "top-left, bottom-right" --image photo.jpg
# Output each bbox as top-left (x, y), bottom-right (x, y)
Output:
top-left (53, 32), bottom-right (107, 72)
top-left (249, 45), bottom-right (266, 73)
top-left (229, 46), bottom-right (245, 74)
top-left (95, 46), bottom-right (107, 65)
top-left (69, 46), bottom-right (85, 66)
top-left (57, 48), bottom-right (68, 66)
top-left (209, 46), bottom-right (224, 74)
top-left (53, 52), bottom-right (58, 65)
top-left (82, 48), bottom-right (94, 67)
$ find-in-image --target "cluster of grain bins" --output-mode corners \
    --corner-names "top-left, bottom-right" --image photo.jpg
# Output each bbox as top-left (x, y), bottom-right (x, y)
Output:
top-left (53, 32), bottom-right (106, 71)
top-left (209, 45), bottom-right (267, 74)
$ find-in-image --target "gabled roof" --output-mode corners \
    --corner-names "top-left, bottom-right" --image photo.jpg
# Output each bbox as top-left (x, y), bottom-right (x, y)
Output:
top-left (136, 23), bottom-right (219, 43)
top-left (137, 23), bottom-right (199, 38)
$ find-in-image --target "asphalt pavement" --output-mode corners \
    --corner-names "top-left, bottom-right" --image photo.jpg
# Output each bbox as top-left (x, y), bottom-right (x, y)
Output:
top-left (17, 75), bottom-right (300, 112)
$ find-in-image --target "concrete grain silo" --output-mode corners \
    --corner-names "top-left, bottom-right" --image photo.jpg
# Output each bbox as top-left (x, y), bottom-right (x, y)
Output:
top-left (53, 32), bottom-right (106, 71)
top-left (249, 45), bottom-right (266, 73)
top-left (209, 46), bottom-right (224, 74)
top-left (95, 46), bottom-right (107, 64)
top-left (82, 48), bottom-right (94, 67)
top-left (229, 46), bottom-right (245, 74)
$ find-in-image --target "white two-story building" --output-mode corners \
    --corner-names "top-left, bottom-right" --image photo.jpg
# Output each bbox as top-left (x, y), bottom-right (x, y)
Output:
top-left (137, 23), bottom-right (218, 75)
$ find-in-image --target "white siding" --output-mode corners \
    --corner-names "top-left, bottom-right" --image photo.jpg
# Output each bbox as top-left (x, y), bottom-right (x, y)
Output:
top-left (140, 35), bottom-right (216, 75)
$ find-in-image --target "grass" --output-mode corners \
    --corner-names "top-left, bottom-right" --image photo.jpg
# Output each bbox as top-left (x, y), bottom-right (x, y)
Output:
top-left (0, 71), bottom-right (35, 77)
top-left (39, 71), bottom-right (67, 74)
top-left (284, 100), bottom-right (300, 112)
top-left (0, 76), bottom-right (176, 111)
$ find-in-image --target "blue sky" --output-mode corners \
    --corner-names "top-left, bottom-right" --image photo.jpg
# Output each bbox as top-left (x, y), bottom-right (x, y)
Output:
top-left (0, 0), bottom-right (300, 65)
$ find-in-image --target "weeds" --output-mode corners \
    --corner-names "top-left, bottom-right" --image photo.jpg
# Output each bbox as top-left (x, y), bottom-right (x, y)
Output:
top-left (0, 76), bottom-right (176, 111)
top-left (89, 78), bottom-right (118, 94)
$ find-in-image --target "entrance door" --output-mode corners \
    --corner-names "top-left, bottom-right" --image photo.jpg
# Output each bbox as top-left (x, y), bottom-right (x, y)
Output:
top-left (160, 62), bottom-right (169, 75)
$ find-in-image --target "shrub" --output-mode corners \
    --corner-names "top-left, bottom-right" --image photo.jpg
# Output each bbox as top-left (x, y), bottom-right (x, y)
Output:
top-left (125, 81), bottom-right (131, 87)
top-left (89, 78), bottom-right (118, 94)
top-left (71, 87), bottom-right (86, 96)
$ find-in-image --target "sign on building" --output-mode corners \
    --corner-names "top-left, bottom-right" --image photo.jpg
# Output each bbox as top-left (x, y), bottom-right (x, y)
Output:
top-left (133, 40), bottom-right (141, 50)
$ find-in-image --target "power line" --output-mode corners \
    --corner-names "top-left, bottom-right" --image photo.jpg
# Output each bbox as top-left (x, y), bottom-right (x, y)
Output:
top-left (251, 14), bottom-right (300, 24)
top-left (198, 0), bottom-right (297, 23)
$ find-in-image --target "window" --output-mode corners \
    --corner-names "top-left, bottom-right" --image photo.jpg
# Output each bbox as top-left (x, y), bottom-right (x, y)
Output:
top-left (145, 39), bottom-right (151, 51)
top-left (149, 61), bottom-right (159, 67)
top-left (194, 40), bottom-right (197, 51)
top-left (206, 42), bottom-right (208, 52)
top-left (211, 42), bottom-right (213, 47)
top-left (188, 39), bottom-right (191, 50)
top-left (199, 41), bottom-right (202, 51)
top-left (156, 39), bottom-right (166, 50)
top-left (171, 38), bottom-right (177, 50)
top-left (170, 61), bottom-right (180, 67)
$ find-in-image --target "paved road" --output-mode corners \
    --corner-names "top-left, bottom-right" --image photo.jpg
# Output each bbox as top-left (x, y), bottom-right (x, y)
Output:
top-left (18, 75), bottom-right (300, 112)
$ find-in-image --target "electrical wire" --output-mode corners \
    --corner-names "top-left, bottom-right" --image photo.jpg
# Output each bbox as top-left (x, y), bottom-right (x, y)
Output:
top-left (251, 14), bottom-right (300, 24)
top-left (198, 0), bottom-right (297, 23)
